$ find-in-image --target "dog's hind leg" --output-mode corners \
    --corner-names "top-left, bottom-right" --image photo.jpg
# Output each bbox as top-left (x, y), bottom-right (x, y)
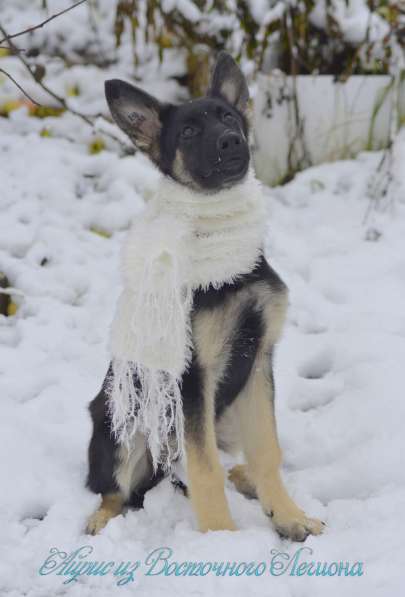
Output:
top-left (238, 358), bottom-right (325, 542)
top-left (85, 387), bottom-right (123, 534)
top-left (86, 430), bottom-right (162, 535)
top-left (86, 493), bottom-right (125, 535)
top-left (86, 376), bottom-right (160, 534)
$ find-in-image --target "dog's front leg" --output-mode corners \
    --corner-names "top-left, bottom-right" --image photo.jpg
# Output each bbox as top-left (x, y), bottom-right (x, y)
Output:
top-left (182, 364), bottom-right (236, 532)
top-left (185, 430), bottom-right (236, 532)
top-left (237, 357), bottom-right (324, 541)
top-left (185, 432), bottom-right (236, 532)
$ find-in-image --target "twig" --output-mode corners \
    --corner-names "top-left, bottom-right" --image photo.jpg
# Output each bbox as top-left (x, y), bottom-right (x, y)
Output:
top-left (0, 287), bottom-right (25, 297)
top-left (0, 46), bottom-right (26, 52)
top-left (0, 0), bottom-right (88, 45)
top-left (0, 68), bottom-right (40, 105)
top-left (284, 8), bottom-right (311, 175)
top-left (0, 15), bottom-right (134, 154)
top-left (0, 22), bottom-right (94, 125)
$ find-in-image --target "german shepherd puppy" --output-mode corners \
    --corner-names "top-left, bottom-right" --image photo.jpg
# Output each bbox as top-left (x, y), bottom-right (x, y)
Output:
top-left (86, 53), bottom-right (324, 541)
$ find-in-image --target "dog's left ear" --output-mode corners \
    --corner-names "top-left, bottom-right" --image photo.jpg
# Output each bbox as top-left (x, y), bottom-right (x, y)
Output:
top-left (208, 52), bottom-right (249, 114)
top-left (105, 79), bottom-right (164, 159)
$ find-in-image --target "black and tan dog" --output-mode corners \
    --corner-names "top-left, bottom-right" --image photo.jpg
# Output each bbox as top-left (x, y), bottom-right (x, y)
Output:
top-left (86, 53), bottom-right (324, 541)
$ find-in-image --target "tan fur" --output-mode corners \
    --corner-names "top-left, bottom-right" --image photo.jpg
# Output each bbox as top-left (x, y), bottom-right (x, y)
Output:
top-left (86, 436), bottom-right (152, 534)
top-left (184, 308), bottom-right (234, 531)
top-left (172, 149), bottom-right (199, 188)
top-left (196, 280), bottom-right (287, 456)
top-left (237, 360), bottom-right (324, 540)
top-left (86, 272), bottom-right (324, 540)
top-left (114, 434), bottom-right (151, 500)
top-left (93, 55), bottom-right (323, 540)
top-left (224, 294), bottom-right (324, 540)
top-left (215, 396), bottom-right (242, 453)
top-left (86, 493), bottom-right (124, 535)
top-left (228, 464), bottom-right (256, 499)
top-left (192, 292), bottom-right (245, 460)
top-left (185, 435), bottom-right (236, 532)
top-left (189, 282), bottom-right (324, 540)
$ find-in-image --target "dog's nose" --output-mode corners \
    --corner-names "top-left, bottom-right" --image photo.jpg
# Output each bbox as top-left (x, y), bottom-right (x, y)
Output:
top-left (217, 131), bottom-right (242, 155)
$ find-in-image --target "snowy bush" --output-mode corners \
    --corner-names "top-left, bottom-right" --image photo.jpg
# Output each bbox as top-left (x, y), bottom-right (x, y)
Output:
top-left (113, 0), bottom-right (404, 94)
top-left (1, 1), bottom-right (402, 98)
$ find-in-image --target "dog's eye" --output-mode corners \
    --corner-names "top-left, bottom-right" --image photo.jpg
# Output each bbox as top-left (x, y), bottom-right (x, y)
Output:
top-left (181, 126), bottom-right (196, 138)
top-left (223, 112), bottom-right (236, 123)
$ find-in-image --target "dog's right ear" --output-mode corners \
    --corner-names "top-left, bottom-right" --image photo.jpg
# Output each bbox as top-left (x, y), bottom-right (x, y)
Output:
top-left (105, 79), bottom-right (163, 158)
top-left (208, 52), bottom-right (249, 115)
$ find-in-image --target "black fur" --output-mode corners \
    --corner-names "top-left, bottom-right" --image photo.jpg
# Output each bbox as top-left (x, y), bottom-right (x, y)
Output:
top-left (180, 352), bottom-right (206, 441)
top-left (214, 302), bottom-right (263, 419)
top-left (87, 255), bottom-right (286, 499)
top-left (158, 97), bottom-right (249, 190)
top-left (87, 385), bottom-right (164, 506)
top-left (87, 385), bottom-right (119, 496)
top-left (105, 52), bottom-right (250, 191)
top-left (87, 366), bottom-right (164, 505)
top-left (87, 53), bottom-right (287, 517)
top-left (192, 254), bottom-right (285, 311)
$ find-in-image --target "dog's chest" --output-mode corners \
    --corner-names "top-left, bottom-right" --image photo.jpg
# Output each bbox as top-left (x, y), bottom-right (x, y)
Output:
top-left (191, 281), bottom-right (263, 373)
top-left (190, 256), bottom-right (289, 375)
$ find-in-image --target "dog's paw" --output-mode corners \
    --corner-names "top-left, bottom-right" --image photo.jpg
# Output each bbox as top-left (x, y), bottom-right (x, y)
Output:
top-left (85, 509), bottom-right (114, 535)
top-left (199, 516), bottom-right (238, 533)
top-left (271, 509), bottom-right (325, 542)
top-left (228, 464), bottom-right (257, 499)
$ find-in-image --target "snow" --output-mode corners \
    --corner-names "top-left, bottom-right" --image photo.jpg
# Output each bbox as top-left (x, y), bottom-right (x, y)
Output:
top-left (248, 0), bottom-right (391, 45)
top-left (1, 1), bottom-right (405, 596)
top-left (1, 106), bottom-right (405, 596)
top-left (310, 0), bottom-right (390, 45)
top-left (162, 0), bottom-right (202, 23)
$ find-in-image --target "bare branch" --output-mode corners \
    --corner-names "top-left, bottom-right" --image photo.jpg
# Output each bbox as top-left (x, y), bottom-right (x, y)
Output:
top-left (0, 46), bottom-right (25, 52)
top-left (0, 9), bottom-right (134, 155)
top-left (0, 23), bottom-right (95, 125)
top-left (0, 68), bottom-right (40, 105)
top-left (0, 0), bottom-right (88, 45)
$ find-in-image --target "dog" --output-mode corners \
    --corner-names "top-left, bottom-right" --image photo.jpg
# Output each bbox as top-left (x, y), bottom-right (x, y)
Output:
top-left (86, 52), bottom-right (324, 541)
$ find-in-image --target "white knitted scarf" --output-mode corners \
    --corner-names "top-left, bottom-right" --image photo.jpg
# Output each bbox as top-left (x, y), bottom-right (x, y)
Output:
top-left (107, 169), bottom-right (266, 470)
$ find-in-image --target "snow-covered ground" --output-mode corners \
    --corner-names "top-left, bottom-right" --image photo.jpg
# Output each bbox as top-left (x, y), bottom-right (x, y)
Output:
top-left (1, 2), bottom-right (405, 596)
top-left (1, 108), bottom-right (405, 596)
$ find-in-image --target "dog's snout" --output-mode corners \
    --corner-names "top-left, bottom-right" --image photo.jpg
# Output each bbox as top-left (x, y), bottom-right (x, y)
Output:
top-left (217, 131), bottom-right (242, 154)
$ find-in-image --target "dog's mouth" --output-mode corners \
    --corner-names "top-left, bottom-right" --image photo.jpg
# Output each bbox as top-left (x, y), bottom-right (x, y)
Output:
top-left (222, 155), bottom-right (245, 172)
top-left (219, 155), bottom-right (249, 183)
top-left (203, 155), bottom-right (248, 181)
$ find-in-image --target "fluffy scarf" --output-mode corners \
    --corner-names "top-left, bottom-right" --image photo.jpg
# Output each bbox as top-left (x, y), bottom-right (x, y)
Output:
top-left (107, 169), bottom-right (266, 470)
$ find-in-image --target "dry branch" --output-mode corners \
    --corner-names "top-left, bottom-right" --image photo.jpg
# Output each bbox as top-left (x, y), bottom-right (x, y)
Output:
top-left (0, 17), bottom-right (133, 153)
top-left (0, 0), bottom-right (88, 46)
top-left (0, 68), bottom-right (40, 104)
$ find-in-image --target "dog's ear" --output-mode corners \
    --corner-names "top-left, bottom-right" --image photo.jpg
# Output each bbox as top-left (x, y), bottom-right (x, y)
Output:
top-left (208, 52), bottom-right (249, 114)
top-left (105, 79), bottom-right (163, 157)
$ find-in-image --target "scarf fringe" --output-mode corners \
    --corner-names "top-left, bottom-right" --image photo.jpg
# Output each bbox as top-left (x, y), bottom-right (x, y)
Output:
top-left (107, 360), bottom-right (184, 471)
top-left (107, 170), bottom-right (265, 471)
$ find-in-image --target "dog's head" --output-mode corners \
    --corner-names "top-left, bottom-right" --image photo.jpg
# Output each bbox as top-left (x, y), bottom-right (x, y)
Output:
top-left (105, 52), bottom-right (250, 192)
